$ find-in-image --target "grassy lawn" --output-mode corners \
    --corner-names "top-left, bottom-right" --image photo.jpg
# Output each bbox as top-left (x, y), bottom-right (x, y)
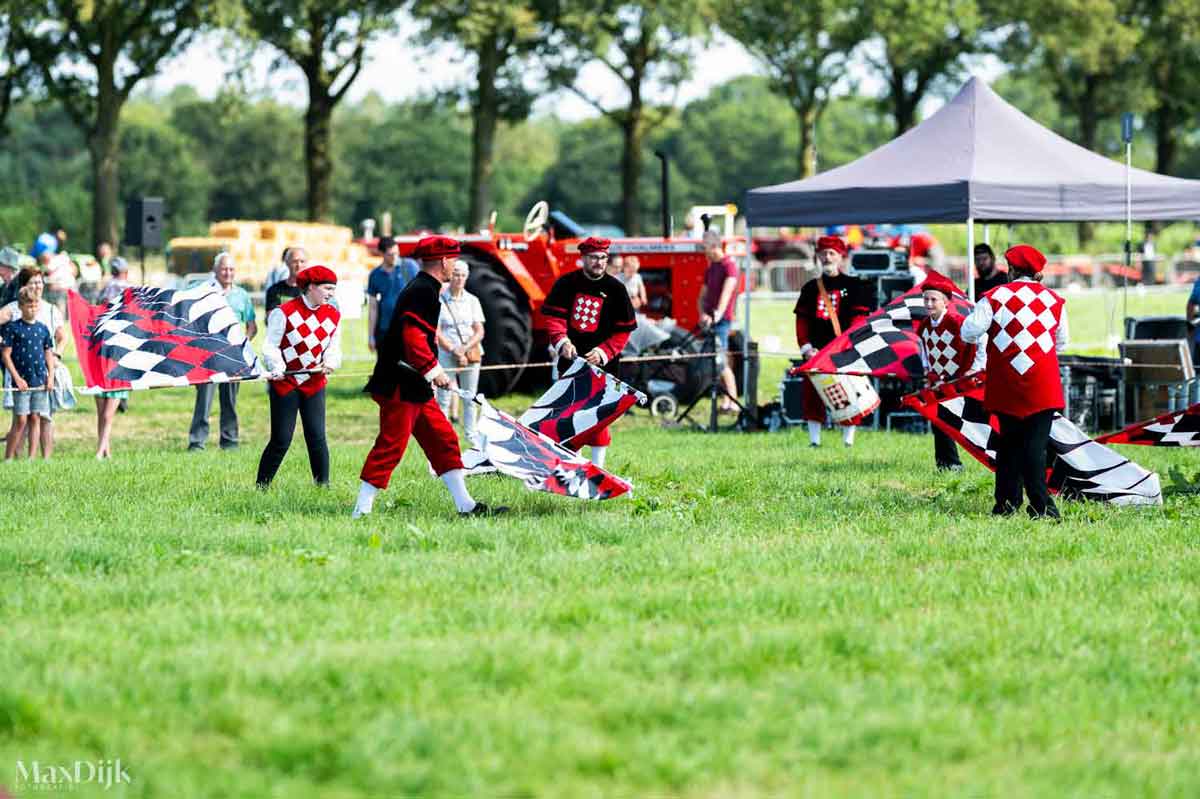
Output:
top-left (2, 295), bottom-right (1199, 797)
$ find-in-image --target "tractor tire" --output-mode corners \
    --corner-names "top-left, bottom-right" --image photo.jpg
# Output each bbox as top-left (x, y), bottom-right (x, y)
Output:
top-left (463, 254), bottom-right (532, 398)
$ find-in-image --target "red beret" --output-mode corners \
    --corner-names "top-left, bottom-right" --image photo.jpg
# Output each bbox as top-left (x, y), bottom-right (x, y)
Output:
top-left (578, 237), bottom-right (611, 254)
top-left (816, 235), bottom-right (848, 256)
top-left (296, 265), bottom-right (337, 288)
top-left (413, 235), bottom-right (461, 260)
top-left (919, 271), bottom-right (961, 298)
top-left (1005, 244), bottom-right (1046, 275)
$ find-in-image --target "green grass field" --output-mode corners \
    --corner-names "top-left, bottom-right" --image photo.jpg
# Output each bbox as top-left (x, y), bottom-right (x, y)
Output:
top-left (2, 294), bottom-right (1199, 797)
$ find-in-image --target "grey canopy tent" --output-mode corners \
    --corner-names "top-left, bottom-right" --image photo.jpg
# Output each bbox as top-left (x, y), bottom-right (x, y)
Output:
top-left (744, 76), bottom-right (1200, 226)
top-left (737, 76), bottom-right (1200, 404)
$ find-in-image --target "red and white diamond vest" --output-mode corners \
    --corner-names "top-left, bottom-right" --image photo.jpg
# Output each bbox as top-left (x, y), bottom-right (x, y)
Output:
top-left (981, 281), bottom-right (1064, 418)
top-left (273, 297), bottom-right (340, 397)
top-left (918, 312), bottom-right (976, 383)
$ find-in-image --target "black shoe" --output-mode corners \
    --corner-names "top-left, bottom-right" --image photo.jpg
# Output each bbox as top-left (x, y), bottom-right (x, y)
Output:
top-left (937, 464), bottom-right (964, 472)
top-left (809, 442), bottom-right (820, 448)
top-left (459, 502), bottom-right (509, 518)
top-left (991, 504), bottom-right (1019, 516)
top-left (117, 399), bottom-right (127, 414)
top-left (1027, 506), bottom-right (1061, 521)
top-left (187, 444), bottom-right (204, 452)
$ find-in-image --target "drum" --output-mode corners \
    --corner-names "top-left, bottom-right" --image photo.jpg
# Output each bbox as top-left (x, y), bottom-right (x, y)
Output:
top-left (808, 372), bottom-right (881, 426)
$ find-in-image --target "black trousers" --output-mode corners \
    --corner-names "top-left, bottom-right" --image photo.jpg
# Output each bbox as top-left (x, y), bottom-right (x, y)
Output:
top-left (993, 409), bottom-right (1059, 519)
top-left (256, 387), bottom-right (329, 487)
top-left (933, 428), bottom-right (961, 468)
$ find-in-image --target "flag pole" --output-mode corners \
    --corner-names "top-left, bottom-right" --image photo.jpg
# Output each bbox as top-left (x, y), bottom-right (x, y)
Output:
top-left (1122, 112), bottom-right (1134, 330)
top-left (966, 217), bottom-right (975, 301)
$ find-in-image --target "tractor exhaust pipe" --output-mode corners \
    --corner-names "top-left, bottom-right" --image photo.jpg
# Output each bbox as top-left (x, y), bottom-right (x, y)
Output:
top-left (654, 150), bottom-right (670, 239)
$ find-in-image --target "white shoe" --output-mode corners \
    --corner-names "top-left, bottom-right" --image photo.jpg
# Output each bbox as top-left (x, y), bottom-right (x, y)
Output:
top-left (351, 507), bottom-right (370, 519)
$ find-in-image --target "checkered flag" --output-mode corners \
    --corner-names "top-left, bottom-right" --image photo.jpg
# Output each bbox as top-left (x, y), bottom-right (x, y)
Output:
top-left (798, 278), bottom-right (973, 379)
top-left (68, 286), bottom-right (263, 391)
top-left (1096, 402), bottom-right (1200, 447)
top-left (903, 373), bottom-right (1161, 506)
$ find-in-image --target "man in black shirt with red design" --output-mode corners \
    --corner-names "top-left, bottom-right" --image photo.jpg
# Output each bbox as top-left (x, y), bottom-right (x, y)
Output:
top-left (541, 236), bottom-right (636, 467)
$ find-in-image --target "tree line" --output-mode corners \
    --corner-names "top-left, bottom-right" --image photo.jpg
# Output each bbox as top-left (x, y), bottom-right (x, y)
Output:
top-left (1, 0), bottom-right (1199, 252)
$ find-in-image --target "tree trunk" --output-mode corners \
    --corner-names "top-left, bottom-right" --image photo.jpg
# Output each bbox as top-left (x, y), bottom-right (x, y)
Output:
top-left (621, 109), bottom-right (643, 236)
top-left (1076, 85), bottom-right (1100, 248)
top-left (1153, 102), bottom-right (1178, 177)
top-left (468, 36), bottom-right (501, 232)
top-left (797, 103), bottom-right (817, 178)
top-left (90, 47), bottom-right (121, 251)
top-left (304, 90), bottom-right (334, 222)
top-left (890, 72), bottom-right (917, 137)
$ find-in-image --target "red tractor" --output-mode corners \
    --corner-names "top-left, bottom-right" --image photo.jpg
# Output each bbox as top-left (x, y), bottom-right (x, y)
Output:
top-left (378, 201), bottom-right (728, 396)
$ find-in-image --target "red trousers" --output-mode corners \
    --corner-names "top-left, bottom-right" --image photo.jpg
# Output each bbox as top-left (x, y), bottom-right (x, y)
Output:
top-left (801, 376), bottom-right (826, 422)
top-left (360, 394), bottom-right (464, 489)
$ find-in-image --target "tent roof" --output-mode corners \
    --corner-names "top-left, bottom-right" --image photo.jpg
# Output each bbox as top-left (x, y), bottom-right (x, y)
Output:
top-left (744, 77), bottom-right (1200, 226)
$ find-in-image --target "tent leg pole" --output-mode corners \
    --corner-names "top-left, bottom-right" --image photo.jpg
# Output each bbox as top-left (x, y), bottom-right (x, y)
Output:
top-left (967, 217), bottom-right (975, 301)
top-left (742, 226), bottom-right (753, 410)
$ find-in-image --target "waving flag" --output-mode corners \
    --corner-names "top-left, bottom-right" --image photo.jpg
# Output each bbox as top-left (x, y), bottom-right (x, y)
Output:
top-left (69, 286), bottom-right (262, 391)
top-left (1096, 402), bottom-right (1200, 447)
top-left (902, 373), bottom-right (1161, 506)
top-left (796, 278), bottom-right (973, 380)
top-left (472, 396), bottom-right (632, 500)
top-left (519, 359), bottom-right (647, 446)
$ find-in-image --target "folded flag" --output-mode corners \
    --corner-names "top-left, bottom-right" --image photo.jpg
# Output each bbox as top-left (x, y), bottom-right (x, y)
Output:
top-left (1096, 402), bottom-right (1200, 447)
top-left (902, 373), bottom-right (1161, 506)
top-left (462, 358), bottom-right (644, 473)
top-left (796, 276), bottom-right (973, 380)
top-left (68, 286), bottom-right (262, 391)
top-left (520, 358), bottom-right (647, 446)
top-left (472, 395), bottom-right (632, 500)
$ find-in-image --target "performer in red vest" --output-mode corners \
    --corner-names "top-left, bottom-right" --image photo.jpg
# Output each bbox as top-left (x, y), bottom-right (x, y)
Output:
top-left (793, 235), bottom-right (873, 447)
top-left (916, 271), bottom-right (985, 471)
top-left (256, 265), bottom-right (342, 487)
top-left (541, 236), bottom-right (636, 467)
top-left (961, 244), bottom-right (1069, 519)
top-left (354, 236), bottom-right (507, 518)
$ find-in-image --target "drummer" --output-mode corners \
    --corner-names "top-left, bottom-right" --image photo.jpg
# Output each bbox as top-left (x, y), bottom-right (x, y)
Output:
top-left (794, 235), bottom-right (874, 447)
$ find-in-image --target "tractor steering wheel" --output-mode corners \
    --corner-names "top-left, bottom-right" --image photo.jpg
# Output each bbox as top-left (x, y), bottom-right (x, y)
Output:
top-left (523, 200), bottom-right (550, 241)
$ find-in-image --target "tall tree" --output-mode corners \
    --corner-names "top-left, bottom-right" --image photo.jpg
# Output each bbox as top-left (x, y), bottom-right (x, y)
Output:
top-left (15, 0), bottom-right (208, 249)
top-left (0, 10), bottom-right (32, 136)
top-left (718, 0), bottom-right (862, 178)
top-left (860, 0), bottom-right (992, 136)
top-left (240, 0), bottom-right (402, 222)
top-left (1136, 0), bottom-right (1200, 177)
top-left (544, 1), bottom-right (710, 235)
top-left (1004, 0), bottom-right (1143, 243)
top-left (413, 1), bottom-right (544, 231)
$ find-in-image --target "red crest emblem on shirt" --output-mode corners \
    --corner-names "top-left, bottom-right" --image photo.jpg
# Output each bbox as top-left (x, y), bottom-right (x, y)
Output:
top-left (817, 290), bottom-right (842, 321)
top-left (571, 294), bottom-right (603, 333)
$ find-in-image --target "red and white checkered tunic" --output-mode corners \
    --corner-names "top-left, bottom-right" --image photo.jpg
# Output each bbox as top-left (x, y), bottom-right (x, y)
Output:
top-left (273, 297), bottom-right (340, 396)
top-left (917, 312), bottom-right (976, 383)
top-left (980, 281), bottom-right (1065, 417)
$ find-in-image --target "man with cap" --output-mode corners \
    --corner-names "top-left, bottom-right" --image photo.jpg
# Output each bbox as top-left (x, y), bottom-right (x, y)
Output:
top-left (0, 247), bottom-right (19, 306)
top-left (257, 265), bottom-right (342, 488)
top-left (354, 235), bottom-right (506, 518)
top-left (973, 244), bottom-right (1008, 296)
top-left (541, 236), bottom-right (637, 468)
top-left (962, 244), bottom-right (1069, 520)
top-left (916, 272), bottom-right (985, 471)
top-left (793, 235), bottom-right (874, 448)
top-left (99, 257), bottom-right (132, 303)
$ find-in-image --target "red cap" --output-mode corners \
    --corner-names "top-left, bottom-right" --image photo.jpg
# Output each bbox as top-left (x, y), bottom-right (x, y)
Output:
top-left (578, 237), bottom-right (611, 255)
top-left (919, 271), bottom-right (960, 298)
top-left (816, 235), bottom-right (848, 256)
top-left (413, 235), bottom-right (461, 261)
top-left (1004, 244), bottom-right (1046, 275)
top-left (296, 265), bottom-right (337, 288)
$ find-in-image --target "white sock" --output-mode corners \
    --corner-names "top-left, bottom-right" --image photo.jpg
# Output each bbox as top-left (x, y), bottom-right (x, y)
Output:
top-left (590, 445), bottom-right (608, 468)
top-left (353, 480), bottom-right (378, 516)
top-left (441, 468), bottom-right (477, 513)
top-left (842, 426), bottom-right (856, 446)
top-left (807, 421), bottom-right (822, 445)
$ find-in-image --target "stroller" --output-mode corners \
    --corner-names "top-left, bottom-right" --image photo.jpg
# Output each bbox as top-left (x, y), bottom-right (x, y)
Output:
top-left (620, 318), bottom-right (718, 418)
